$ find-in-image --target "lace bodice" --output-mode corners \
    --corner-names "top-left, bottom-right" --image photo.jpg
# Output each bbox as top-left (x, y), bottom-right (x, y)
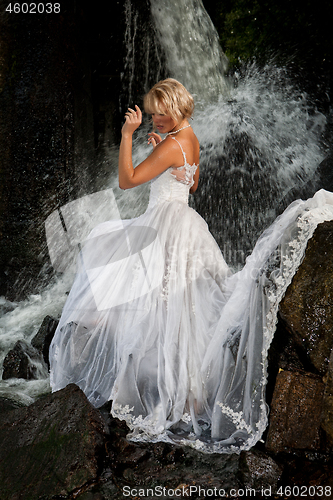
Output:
top-left (147, 138), bottom-right (198, 209)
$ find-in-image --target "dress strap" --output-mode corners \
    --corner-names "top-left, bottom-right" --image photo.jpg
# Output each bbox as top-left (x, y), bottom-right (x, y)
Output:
top-left (171, 137), bottom-right (187, 164)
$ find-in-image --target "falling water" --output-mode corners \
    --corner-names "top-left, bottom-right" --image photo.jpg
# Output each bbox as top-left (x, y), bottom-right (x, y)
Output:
top-left (0, 0), bottom-right (327, 404)
top-left (120, 0), bottom-right (166, 111)
top-left (122, 0), bottom-right (139, 106)
top-left (150, 0), bottom-right (229, 103)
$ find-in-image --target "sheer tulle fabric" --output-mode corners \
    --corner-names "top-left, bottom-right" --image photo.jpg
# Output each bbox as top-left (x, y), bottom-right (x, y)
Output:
top-left (49, 161), bottom-right (333, 453)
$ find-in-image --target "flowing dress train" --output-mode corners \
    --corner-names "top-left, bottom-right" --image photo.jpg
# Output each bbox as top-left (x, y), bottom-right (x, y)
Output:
top-left (49, 141), bottom-right (333, 453)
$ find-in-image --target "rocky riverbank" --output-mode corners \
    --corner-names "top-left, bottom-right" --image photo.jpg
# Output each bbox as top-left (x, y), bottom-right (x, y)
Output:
top-left (1, 221), bottom-right (333, 500)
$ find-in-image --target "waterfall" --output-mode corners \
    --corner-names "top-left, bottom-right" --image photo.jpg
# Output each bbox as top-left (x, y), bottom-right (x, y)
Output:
top-left (150, 0), bottom-right (229, 103)
top-left (120, 0), bottom-right (166, 111)
top-left (122, 0), bottom-right (139, 107)
top-left (0, 0), bottom-right (327, 404)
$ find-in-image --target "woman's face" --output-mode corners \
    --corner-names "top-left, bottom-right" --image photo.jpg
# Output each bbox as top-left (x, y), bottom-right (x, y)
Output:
top-left (151, 112), bottom-right (178, 134)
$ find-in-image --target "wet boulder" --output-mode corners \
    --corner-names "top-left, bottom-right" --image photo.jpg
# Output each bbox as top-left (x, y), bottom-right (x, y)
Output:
top-left (0, 299), bottom-right (15, 316)
top-left (279, 220), bottom-right (333, 375)
top-left (0, 397), bottom-right (24, 414)
top-left (268, 220), bottom-right (333, 454)
top-left (322, 349), bottom-right (333, 445)
top-left (31, 315), bottom-right (59, 367)
top-left (0, 384), bottom-right (107, 500)
top-left (266, 370), bottom-right (324, 454)
top-left (2, 339), bottom-right (48, 380)
top-left (239, 449), bottom-right (283, 493)
top-left (89, 415), bottom-right (284, 499)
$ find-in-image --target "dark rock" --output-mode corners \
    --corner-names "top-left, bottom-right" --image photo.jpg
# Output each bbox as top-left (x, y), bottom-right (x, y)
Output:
top-left (89, 414), bottom-right (244, 496)
top-left (31, 315), bottom-right (59, 367)
top-left (279, 220), bottom-right (333, 375)
top-left (0, 397), bottom-right (24, 414)
top-left (76, 494), bottom-right (105, 500)
top-left (239, 449), bottom-right (283, 493)
top-left (322, 349), bottom-right (333, 445)
top-left (103, 414), bottom-right (243, 495)
top-left (114, 447), bottom-right (243, 495)
top-left (266, 317), bottom-right (313, 407)
top-left (318, 155), bottom-right (333, 193)
top-left (266, 371), bottom-right (324, 454)
top-left (2, 339), bottom-right (48, 380)
top-left (0, 6), bottom-right (78, 300)
top-left (115, 445), bottom-right (150, 467)
top-left (0, 300), bottom-right (15, 316)
top-left (75, 494), bottom-right (105, 500)
top-left (0, 384), bottom-right (107, 500)
top-left (281, 455), bottom-right (333, 493)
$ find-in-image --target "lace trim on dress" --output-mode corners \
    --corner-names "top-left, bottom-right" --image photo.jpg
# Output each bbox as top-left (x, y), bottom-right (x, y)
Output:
top-left (215, 204), bottom-right (333, 454)
top-left (171, 137), bottom-right (198, 188)
top-left (111, 200), bottom-right (333, 454)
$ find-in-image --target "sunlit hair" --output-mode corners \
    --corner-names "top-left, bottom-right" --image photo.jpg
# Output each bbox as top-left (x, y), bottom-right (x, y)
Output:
top-left (144, 78), bottom-right (194, 123)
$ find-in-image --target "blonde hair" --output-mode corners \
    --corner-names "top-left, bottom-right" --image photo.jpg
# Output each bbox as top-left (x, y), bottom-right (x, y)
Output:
top-left (144, 78), bottom-right (194, 123)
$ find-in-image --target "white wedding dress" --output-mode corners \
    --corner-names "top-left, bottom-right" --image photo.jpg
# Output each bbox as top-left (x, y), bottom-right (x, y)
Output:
top-left (49, 139), bottom-right (333, 453)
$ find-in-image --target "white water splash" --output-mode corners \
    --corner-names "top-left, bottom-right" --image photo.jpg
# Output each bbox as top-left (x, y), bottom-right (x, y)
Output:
top-left (196, 63), bottom-right (325, 192)
top-left (0, 274), bottom-right (73, 401)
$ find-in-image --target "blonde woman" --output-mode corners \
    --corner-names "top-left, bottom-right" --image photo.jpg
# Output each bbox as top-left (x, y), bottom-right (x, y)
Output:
top-left (119, 78), bottom-right (199, 193)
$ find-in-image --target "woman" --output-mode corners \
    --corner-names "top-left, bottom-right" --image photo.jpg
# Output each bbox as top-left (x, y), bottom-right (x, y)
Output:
top-left (119, 78), bottom-right (200, 194)
top-left (50, 79), bottom-right (333, 453)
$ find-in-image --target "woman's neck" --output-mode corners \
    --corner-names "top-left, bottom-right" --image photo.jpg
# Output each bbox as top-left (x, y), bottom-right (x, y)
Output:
top-left (166, 121), bottom-right (191, 136)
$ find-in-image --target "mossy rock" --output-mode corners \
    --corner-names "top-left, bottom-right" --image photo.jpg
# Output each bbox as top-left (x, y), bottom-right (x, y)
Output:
top-left (279, 220), bottom-right (333, 375)
top-left (0, 384), bottom-right (106, 499)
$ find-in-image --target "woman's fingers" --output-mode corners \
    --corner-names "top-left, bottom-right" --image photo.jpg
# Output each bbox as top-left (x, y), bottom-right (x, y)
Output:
top-left (148, 137), bottom-right (157, 148)
top-left (125, 106), bottom-right (142, 122)
top-left (125, 109), bottom-right (137, 119)
top-left (148, 132), bottom-right (162, 145)
top-left (135, 105), bottom-right (142, 121)
top-left (122, 105), bottom-right (142, 136)
top-left (148, 132), bottom-right (163, 148)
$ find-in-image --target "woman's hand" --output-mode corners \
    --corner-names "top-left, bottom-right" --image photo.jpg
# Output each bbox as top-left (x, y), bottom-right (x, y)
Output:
top-left (122, 105), bottom-right (142, 137)
top-left (171, 165), bottom-right (196, 188)
top-left (148, 132), bottom-right (162, 149)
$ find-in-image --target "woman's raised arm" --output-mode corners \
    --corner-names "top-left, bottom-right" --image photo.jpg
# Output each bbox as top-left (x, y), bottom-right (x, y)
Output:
top-left (118, 106), bottom-right (184, 190)
top-left (118, 105), bottom-right (142, 189)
